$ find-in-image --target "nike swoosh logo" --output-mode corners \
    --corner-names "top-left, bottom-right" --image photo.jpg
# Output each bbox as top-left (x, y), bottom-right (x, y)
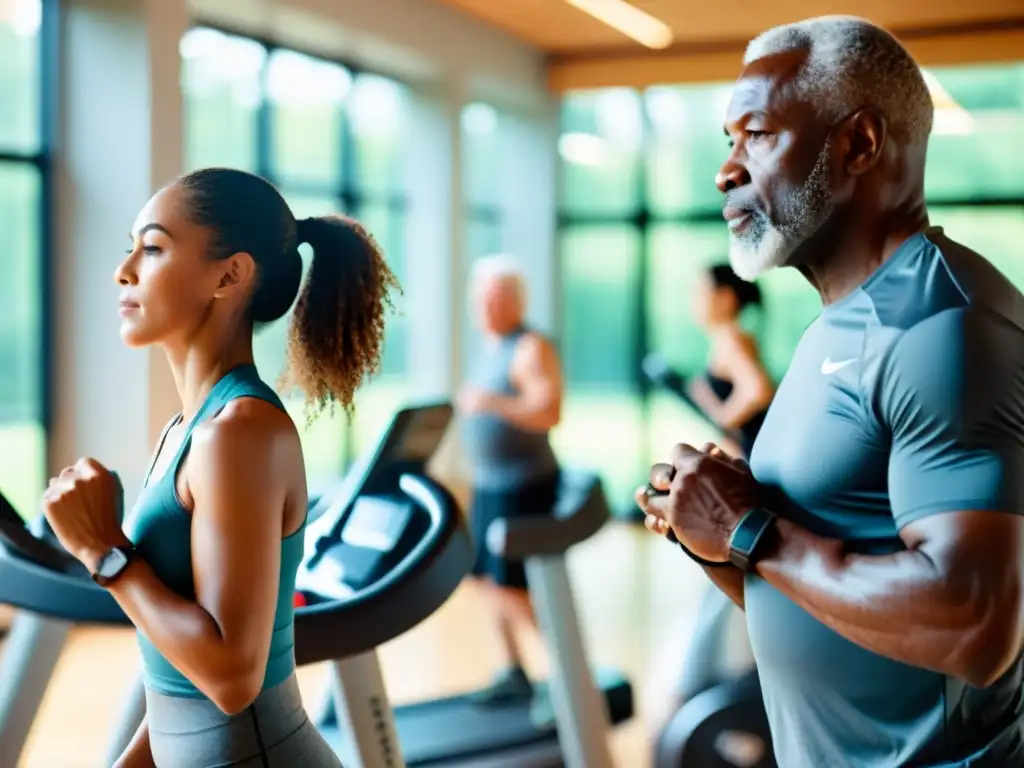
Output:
top-left (821, 357), bottom-right (857, 375)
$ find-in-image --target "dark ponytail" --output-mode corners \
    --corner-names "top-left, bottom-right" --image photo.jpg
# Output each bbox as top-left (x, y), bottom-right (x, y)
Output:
top-left (177, 168), bottom-right (400, 419)
top-left (283, 215), bottom-right (400, 418)
top-left (708, 262), bottom-right (762, 311)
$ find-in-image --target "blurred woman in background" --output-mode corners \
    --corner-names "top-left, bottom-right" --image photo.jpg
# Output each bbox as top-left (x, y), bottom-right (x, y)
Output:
top-left (687, 262), bottom-right (774, 459)
top-left (646, 264), bottom-right (774, 753)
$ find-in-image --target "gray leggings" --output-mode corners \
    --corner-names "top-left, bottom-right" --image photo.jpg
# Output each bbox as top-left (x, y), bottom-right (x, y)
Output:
top-left (146, 674), bottom-right (342, 768)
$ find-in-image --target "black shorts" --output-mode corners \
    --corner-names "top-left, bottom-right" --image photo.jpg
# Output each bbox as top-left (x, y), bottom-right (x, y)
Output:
top-left (470, 471), bottom-right (561, 591)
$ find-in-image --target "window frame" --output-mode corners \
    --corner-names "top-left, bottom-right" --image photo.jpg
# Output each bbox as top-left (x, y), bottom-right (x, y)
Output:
top-left (0, 0), bottom-right (56, 517)
top-left (0, 1), bottom-right (57, 432)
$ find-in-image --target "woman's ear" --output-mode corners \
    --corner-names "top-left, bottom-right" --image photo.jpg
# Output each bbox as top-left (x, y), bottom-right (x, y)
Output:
top-left (213, 252), bottom-right (257, 299)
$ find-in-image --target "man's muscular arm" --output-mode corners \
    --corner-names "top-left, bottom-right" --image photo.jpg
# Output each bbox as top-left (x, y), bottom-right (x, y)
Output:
top-left (485, 333), bottom-right (562, 432)
top-left (756, 512), bottom-right (1023, 687)
top-left (754, 309), bottom-right (1024, 688)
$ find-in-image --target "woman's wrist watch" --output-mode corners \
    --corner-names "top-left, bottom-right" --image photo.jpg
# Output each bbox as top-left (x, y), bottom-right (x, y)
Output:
top-left (91, 544), bottom-right (137, 587)
top-left (727, 507), bottom-right (778, 572)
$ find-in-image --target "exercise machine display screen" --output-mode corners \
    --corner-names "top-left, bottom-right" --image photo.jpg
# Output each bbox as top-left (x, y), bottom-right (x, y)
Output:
top-left (341, 497), bottom-right (410, 553)
top-left (388, 407), bottom-right (450, 463)
top-left (298, 402), bottom-right (452, 599)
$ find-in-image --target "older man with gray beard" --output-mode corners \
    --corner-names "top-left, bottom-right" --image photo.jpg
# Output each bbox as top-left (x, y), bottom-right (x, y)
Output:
top-left (638, 15), bottom-right (1024, 768)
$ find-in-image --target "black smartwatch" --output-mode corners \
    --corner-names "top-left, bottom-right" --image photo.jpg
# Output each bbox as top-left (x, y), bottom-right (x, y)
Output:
top-left (91, 545), bottom-right (136, 587)
top-left (727, 507), bottom-right (777, 572)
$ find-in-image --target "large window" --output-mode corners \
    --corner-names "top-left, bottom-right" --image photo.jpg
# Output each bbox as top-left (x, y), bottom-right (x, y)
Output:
top-left (0, 0), bottom-right (48, 518)
top-left (557, 62), bottom-right (1024, 516)
top-left (181, 28), bottom-right (412, 488)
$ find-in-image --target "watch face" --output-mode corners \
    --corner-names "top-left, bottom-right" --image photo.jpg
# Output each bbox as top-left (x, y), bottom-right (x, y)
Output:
top-left (97, 547), bottom-right (129, 579)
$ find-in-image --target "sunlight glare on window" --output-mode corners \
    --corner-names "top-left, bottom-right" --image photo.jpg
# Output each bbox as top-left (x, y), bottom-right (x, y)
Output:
top-left (267, 49), bottom-right (351, 107)
top-left (462, 102), bottom-right (497, 136)
top-left (646, 87), bottom-right (688, 137)
top-left (558, 132), bottom-right (608, 167)
top-left (350, 74), bottom-right (402, 137)
top-left (3, 0), bottom-right (41, 37)
top-left (180, 28), bottom-right (266, 108)
top-left (594, 88), bottom-right (643, 149)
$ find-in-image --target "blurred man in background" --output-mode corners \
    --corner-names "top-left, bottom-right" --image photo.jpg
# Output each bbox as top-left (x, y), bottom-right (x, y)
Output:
top-left (457, 255), bottom-right (563, 727)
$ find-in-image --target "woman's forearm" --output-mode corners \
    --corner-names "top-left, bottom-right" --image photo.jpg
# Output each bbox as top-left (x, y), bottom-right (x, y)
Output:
top-left (102, 558), bottom-right (260, 711)
top-left (687, 377), bottom-right (720, 417)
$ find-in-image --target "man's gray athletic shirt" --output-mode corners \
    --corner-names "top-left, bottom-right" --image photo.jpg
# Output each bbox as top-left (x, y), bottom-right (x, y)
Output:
top-left (747, 227), bottom-right (1024, 767)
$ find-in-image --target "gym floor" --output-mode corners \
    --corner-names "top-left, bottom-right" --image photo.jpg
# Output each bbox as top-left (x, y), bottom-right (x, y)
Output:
top-left (11, 523), bottom-right (708, 767)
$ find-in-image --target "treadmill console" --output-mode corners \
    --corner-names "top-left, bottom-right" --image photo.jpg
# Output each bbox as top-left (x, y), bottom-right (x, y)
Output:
top-left (296, 401), bottom-right (454, 604)
top-left (358, 404), bottom-right (452, 497)
top-left (341, 496), bottom-right (412, 552)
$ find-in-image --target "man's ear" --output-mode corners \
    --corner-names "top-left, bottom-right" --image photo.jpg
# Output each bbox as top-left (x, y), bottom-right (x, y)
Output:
top-left (840, 107), bottom-right (887, 177)
top-left (212, 252), bottom-right (257, 299)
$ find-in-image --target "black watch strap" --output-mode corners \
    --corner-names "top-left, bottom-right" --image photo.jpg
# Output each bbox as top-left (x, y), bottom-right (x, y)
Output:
top-left (728, 507), bottom-right (777, 572)
top-left (666, 529), bottom-right (730, 568)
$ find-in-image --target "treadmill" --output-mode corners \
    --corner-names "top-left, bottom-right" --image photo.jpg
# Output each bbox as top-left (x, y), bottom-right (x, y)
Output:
top-left (309, 468), bottom-right (635, 766)
top-left (0, 478), bottom-right (142, 768)
top-left (0, 401), bottom-right (473, 768)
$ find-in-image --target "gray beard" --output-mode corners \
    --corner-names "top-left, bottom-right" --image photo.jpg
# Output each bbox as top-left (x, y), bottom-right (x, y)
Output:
top-left (728, 142), bottom-right (834, 281)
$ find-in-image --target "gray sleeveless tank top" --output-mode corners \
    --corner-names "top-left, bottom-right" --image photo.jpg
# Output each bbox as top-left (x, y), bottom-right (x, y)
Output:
top-left (460, 326), bottom-right (559, 490)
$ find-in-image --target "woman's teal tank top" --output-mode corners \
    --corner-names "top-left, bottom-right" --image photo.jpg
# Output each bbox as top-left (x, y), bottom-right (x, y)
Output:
top-left (122, 364), bottom-right (305, 698)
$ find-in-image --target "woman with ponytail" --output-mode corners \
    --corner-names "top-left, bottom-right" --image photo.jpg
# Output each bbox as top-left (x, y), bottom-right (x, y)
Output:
top-left (688, 262), bottom-right (774, 458)
top-left (40, 168), bottom-right (399, 767)
top-left (646, 262), bottom-right (771, 742)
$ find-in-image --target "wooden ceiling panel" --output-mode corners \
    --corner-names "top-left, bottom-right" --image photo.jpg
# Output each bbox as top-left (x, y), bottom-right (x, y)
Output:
top-left (436, 0), bottom-right (635, 49)
top-left (434, 0), bottom-right (1024, 51)
top-left (644, 0), bottom-right (1024, 44)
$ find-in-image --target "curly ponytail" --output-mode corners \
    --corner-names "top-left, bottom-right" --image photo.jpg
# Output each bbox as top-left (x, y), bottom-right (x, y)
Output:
top-left (177, 169), bottom-right (401, 421)
top-left (282, 215), bottom-right (401, 420)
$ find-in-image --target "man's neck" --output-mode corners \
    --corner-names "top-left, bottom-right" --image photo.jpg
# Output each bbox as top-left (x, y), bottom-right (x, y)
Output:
top-left (804, 204), bottom-right (930, 306)
top-left (485, 322), bottom-right (523, 341)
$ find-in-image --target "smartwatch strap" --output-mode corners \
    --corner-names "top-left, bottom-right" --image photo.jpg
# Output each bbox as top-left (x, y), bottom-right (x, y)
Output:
top-left (728, 507), bottom-right (777, 572)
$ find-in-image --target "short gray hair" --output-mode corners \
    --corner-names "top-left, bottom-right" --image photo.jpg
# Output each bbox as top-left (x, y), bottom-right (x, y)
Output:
top-left (744, 16), bottom-right (934, 145)
top-left (470, 253), bottom-right (527, 306)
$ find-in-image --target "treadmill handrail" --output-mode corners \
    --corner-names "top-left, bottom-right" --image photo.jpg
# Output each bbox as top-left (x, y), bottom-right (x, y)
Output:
top-left (0, 493), bottom-right (82, 573)
top-left (294, 473), bottom-right (472, 665)
top-left (0, 475), bottom-right (124, 574)
top-left (485, 470), bottom-right (610, 559)
top-left (0, 545), bottom-right (129, 623)
top-left (641, 353), bottom-right (741, 441)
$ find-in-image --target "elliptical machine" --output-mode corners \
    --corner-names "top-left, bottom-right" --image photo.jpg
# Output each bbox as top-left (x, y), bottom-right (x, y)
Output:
top-left (642, 353), bottom-right (776, 768)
